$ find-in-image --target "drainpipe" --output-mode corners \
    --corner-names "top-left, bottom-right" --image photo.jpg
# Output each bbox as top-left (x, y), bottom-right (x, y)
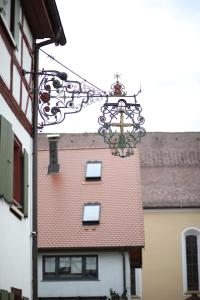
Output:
top-left (32, 38), bottom-right (57, 300)
top-left (122, 250), bottom-right (127, 296)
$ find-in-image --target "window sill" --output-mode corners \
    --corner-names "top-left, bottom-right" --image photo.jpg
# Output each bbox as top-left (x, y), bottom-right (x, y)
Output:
top-left (185, 291), bottom-right (200, 294)
top-left (42, 278), bottom-right (99, 282)
top-left (10, 204), bottom-right (24, 220)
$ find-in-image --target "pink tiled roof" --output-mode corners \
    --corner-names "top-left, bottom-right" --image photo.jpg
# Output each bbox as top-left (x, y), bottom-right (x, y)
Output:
top-left (38, 133), bottom-right (144, 249)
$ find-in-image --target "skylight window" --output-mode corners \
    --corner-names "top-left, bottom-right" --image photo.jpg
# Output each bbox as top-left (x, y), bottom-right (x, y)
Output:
top-left (85, 161), bottom-right (102, 180)
top-left (83, 203), bottom-right (101, 225)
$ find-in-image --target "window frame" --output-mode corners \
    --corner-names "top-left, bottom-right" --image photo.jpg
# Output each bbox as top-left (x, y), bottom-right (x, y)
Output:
top-left (13, 135), bottom-right (23, 207)
top-left (0, 0), bottom-right (20, 47)
top-left (85, 161), bottom-right (102, 181)
top-left (182, 227), bottom-right (200, 293)
top-left (82, 203), bottom-right (101, 225)
top-left (43, 255), bottom-right (98, 281)
top-left (0, 115), bottom-right (29, 218)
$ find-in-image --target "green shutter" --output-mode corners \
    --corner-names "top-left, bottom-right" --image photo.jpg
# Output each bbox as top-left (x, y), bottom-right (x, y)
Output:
top-left (23, 149), bottom-right (29, 217)
top-left (0, 115), bottom-right (13, 203)
top-left (0, 290), bottom-right (9, 300)
top-left (9, 293), bottom-right (14, 300)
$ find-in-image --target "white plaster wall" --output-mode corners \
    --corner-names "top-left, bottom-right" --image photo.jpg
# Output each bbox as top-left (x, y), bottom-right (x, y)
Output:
top-left (22, 84), bottom-right (28, 112)
top-left (26, 98), bottom-right (32, 123)
top-left (12, 65), bottom-right (21, 104)
top-left (38, 251), bottom-right (131, 299)
top-left (0, 97), bottom-right (33, 299)
top-left (0, 35), bottom-right (11, 87)
top-left (15, 29), bottom-right (22, 62)
top-left (22, 43), bottom-right (32, 83)
top-left (14, 7), bottom-right (22, 62)
top-left (23, 17), bottom-right (33, 50)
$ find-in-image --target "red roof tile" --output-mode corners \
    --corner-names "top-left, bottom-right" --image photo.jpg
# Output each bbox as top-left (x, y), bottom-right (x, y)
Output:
top-left (38, 134), bottom-right (144, 249)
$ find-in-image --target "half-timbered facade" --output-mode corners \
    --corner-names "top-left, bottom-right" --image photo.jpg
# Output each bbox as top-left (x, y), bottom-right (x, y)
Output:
top-left (0, 1), bottom-right (66, 300)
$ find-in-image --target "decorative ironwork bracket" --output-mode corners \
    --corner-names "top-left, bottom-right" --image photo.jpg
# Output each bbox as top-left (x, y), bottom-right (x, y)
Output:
top-left (23, 70), bottom-right (145, 157)
top-left (23, 69), bottom-right (106, 130)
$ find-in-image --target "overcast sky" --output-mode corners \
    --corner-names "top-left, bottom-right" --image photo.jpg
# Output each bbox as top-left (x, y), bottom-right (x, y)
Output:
top-left (39, 0), bottom-right (200, 133)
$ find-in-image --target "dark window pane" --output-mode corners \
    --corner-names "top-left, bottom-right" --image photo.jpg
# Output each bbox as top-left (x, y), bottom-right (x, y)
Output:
top-left (13, 137), bottom-right (22, 206)
top-left (186, 235), bottom-right (199, 291)
top-left (85, 256), bottom-right (97, 277)
top-left (131, 267), bottom-right (136, 295)
top-left (59, 257), bottom-right (70, 278)
top-left (71, 257), bottom-right (82, 275)
top-left (44, 257), bottom-right (56, 279)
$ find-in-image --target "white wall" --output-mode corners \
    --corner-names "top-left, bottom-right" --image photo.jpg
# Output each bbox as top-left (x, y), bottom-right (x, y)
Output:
top-left (0, 35), bottom-right (11, 87)
top-left (38, 251), bottom-right (131, 299)
top-left (0, 98), bottom-right (33, 299)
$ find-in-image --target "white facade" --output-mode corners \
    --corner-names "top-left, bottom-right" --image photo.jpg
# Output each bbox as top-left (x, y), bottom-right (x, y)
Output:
top-left (0, 1), bottom-right (33, 299)
top-left (38, 251), bottom-right (132, 299)
top-left (0, 1), bottom-right (66, 300)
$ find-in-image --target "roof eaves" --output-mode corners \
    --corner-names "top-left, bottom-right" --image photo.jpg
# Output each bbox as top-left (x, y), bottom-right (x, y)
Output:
top-left (44, 0), bottom-right (67, 46)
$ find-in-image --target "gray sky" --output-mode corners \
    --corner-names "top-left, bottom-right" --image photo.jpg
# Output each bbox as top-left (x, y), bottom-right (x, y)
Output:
top-left (39, 0), bottom-right (200, 133)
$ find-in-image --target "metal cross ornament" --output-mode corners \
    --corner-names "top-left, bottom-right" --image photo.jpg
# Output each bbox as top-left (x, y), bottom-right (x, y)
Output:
top-left (98, 75), bottom-right (146, 158)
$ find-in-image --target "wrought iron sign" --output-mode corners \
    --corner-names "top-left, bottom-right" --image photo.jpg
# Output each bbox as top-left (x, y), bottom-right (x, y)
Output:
top-left (98, 74), bottom-right (146, 157)
top-left (22, 69), bottom-right (106, 129)
top-left (37, 70), bottom-right (106, 129)
top-left (23, 69), bottom-right (146, 158)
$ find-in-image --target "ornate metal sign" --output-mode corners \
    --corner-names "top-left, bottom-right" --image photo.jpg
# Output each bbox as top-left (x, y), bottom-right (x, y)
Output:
top-left (98, 74), bottom-right (146, 157)
top-left (35, 70), bottom-right (106, 129)
top-left (23, 68), bottom-right (145, 157)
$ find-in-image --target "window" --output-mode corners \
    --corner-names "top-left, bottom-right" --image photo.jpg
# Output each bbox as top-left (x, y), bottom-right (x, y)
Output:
top-left (83, 203), bottom-right (101, 225)
top-left (13, 136), bottom-right (22, 207)
top-left (0, 0), bottom-right (20, 44)
top-left (0, 115), bottom-right (29, 217)
top-left (182, 228), bottom-right (200, 292)
top-left (85, 161), bottom-right (102, 180)
top-left (130, 248), bottom-right (142, 297)
top-left (186, 235), bottom-right (199, 290)
top-left (44, 256), bottom-right (56, 279)
top-left (43, 255), bottom-right (98, 280)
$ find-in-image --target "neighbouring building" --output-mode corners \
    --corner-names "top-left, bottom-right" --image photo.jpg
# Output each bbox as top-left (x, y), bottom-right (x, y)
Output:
top-left (37, 133), bottom-right (144, 300)
top-left (0, 1), bottom-right (66, 300)
top-left (139, 132), bottom-right (200, 300)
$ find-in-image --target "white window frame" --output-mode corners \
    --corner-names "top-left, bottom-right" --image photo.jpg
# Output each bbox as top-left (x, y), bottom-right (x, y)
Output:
top-left (181, 227), bottom-right (200, 293)
top-left (83, 203), bottom-right (101, 224)
top-left (85, 161), bottom-right (102, 180)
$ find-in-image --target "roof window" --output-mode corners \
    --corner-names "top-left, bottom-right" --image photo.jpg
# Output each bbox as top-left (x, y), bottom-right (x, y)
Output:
top-left (83, 203), bottom-right (101, 225)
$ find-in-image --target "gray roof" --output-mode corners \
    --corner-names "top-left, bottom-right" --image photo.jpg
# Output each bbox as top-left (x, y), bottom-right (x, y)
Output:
top-left (139, 132), bottom-right (200, 208)
top-left (38, 133), bottom-right (108, 150)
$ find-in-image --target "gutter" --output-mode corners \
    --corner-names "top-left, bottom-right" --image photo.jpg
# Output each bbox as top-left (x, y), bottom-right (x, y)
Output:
top-left (32, 38), bottom-right (64, 300)
top-left (122, 250), bottom-right (127, 296)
